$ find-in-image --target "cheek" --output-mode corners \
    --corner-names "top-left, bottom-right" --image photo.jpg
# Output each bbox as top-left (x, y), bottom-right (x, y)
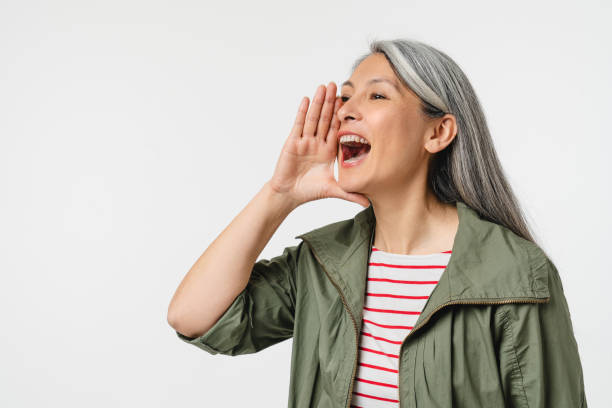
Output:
top-left (369, 110), bottom-right (426, 166)
top-left (372, 136), bottom-right (424, 176)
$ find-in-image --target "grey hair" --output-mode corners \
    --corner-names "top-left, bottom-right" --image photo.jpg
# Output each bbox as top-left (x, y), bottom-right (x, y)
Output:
top-left (351, 38), bottom-right (540, 246)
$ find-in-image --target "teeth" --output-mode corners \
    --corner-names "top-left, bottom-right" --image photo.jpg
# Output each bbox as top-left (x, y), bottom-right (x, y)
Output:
top-left (339, 134), bottom-right (370, 145)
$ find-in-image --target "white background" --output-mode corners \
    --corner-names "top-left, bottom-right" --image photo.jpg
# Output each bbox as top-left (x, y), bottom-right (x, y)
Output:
top-left (1, 0), bottom-right (609, 406)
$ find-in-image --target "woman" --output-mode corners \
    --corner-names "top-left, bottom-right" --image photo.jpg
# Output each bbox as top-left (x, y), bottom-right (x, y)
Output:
top-left (167, 39), bottom-right (587, 407)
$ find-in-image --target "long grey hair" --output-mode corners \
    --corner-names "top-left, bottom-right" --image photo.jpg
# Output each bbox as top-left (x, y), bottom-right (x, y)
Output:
top-left (352, 39), bottom-right (540, 246)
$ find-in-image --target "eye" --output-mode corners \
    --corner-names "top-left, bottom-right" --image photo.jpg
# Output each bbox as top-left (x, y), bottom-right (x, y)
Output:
top-left (340, 93), bottom-right (386, 102)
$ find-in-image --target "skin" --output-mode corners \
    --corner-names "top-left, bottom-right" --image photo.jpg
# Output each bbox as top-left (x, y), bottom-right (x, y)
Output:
top-left (168, 52), bottom-right (460, 338)
top-left (336, 52), bottom-right (460, 254)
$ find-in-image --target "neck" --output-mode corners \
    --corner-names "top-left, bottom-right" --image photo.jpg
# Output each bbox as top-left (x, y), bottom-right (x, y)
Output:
top-left (370, 190), bottom-right (459, 255)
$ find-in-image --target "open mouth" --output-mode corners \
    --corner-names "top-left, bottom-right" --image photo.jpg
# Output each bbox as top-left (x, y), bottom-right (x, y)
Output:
top-left (341, 141), bottom-right (371, 164)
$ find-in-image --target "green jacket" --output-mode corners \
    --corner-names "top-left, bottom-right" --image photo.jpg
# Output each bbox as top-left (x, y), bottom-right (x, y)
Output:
top-left (176, 201), bottom-right (587, 407)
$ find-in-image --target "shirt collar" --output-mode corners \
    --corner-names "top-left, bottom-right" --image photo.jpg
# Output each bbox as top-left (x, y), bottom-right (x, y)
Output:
top-left (295, 201), bottom-right (550, 327)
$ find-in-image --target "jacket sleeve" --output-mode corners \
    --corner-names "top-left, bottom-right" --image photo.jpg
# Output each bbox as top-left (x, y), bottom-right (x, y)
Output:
top-left (175, 242), bottom-right (301, 356)
top-left (496, 258), bottom-right (587, 407)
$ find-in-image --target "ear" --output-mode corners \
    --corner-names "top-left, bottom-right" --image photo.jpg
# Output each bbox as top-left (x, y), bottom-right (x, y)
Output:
top-left (424, 114), bottom-right (457, 154)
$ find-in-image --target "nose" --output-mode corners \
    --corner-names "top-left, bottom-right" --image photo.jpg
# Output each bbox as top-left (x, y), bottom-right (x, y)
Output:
top-left (336, 96), bottom-right (361, 122)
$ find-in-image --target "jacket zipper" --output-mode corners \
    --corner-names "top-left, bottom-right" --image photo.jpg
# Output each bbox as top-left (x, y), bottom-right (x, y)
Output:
top-left (299, 229), bottom-right (374, 408)
top-left (396, 296), bottom-right (550, 407)
top-left (299, 214), bottom-right (552, 407)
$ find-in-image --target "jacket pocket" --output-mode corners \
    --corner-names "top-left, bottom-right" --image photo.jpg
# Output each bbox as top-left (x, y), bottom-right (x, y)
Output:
top-left (497, 308), bottom-right (530, 408)
top-left (317, 296), bottom-right (350, 401)
top-left (496, 259), bottom-right (587, 407)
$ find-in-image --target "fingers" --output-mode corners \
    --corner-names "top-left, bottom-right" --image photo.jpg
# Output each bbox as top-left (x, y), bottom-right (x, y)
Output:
top-left (290, 96), bottom-right (309, 140)
top-left (315, 82), bottom-right (337, 140)
top-left (325, 96), bottom-right (342, 143)
top-left (303, 85), bottom-right (326, 137)
top-left (291, 82), bottom-right (339, 142)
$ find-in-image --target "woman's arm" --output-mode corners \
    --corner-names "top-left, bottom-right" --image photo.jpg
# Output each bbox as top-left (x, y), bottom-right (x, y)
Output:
top-left (167, 182), bottom-right (297, 338)
top-left (167, 82), bottom-right (368, 341)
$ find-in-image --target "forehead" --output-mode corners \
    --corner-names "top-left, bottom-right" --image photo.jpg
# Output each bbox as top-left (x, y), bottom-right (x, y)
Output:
top-left (342, 54), bottom-right (404, 90)
top-left (345, 53), bottom-right (397, 81)
top-left (342, 53), bottom-right (419, 101)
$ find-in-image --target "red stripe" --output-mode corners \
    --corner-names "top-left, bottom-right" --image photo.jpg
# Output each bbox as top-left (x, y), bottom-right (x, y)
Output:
top-left (361, 331), bottom-right (402, 345)
top-left (369, 262), bottom-right (447, 269)
top-left (356, 377), bottom-right (398, 389)
top-left (352, 391), bottom-right (400, 403)
top-left (364, 306), bottom-right (420, 315)
top-left (358, 361), bottom-right (399, 373)
top-left (359, 346), bottom-right (399, 358)
top-left (371, 246), bottom-right (452, 254)
top-left (368, 277), bottom-right (439, 285)
top-left (363, 318), bottom-right (414, 330)
top-left (367, 292), bottom-right (430, 299)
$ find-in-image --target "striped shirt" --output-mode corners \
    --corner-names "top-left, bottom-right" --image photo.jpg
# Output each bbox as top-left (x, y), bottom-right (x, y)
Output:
top-left (350, 246), bottom-right (452, 408)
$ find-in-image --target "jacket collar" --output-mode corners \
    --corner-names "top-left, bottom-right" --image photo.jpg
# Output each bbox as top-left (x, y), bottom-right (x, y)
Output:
top-left (295, 201), bottom-right (550, 330)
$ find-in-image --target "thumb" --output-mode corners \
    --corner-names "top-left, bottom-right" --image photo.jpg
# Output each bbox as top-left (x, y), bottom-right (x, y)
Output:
top-left (327, 184), bottom-right (370, 208)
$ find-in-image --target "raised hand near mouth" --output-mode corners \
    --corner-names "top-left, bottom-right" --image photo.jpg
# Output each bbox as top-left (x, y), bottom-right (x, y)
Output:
top-left (168, 82), bottom-right (369, 341)
top-left (267, 82), bottom-right (370, 209)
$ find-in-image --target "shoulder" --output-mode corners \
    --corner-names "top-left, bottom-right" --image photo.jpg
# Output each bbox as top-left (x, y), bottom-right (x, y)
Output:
top-left (293, 205), bottom-right (373, 245)
top-left (460, 201), bottom-right (549, 269)
top-left (291, 206), bottom-right (373, 273)
top-left (453, 202), bottom-right (554, 298)
top-left (500, 223), bottom-right (555, 296)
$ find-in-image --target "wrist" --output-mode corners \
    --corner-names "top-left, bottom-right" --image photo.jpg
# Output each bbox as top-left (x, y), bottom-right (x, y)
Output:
top-left (262, 181), bottom-right (300, 215)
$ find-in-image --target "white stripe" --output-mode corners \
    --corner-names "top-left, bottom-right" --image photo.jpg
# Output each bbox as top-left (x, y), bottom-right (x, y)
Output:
top-left (350, 248), bottom-right (451, 407)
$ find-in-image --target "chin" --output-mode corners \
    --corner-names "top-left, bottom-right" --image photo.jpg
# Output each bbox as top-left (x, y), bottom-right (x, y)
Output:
top-left (337, 175), bottom-right (367, 195)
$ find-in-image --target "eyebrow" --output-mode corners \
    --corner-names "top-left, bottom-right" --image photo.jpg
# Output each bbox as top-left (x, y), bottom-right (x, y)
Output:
top-left (341, 77), bottom-right (402, 93)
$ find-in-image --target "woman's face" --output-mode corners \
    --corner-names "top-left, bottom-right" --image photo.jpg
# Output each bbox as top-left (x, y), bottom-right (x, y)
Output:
top-left (336, 52), bottom-right (437, 198)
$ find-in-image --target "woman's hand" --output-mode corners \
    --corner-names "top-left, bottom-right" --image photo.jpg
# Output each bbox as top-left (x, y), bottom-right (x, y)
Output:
top-left (267, 82), bottom-right (370, 209)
